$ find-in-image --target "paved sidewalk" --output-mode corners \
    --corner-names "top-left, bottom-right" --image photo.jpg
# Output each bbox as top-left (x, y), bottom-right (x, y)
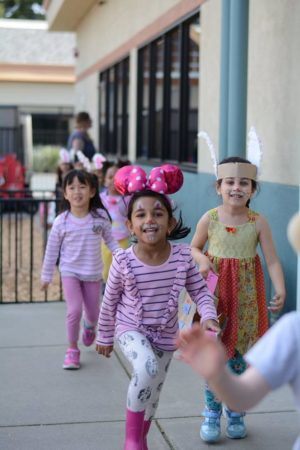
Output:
top-left (0, 302), bottom-right (298, 450)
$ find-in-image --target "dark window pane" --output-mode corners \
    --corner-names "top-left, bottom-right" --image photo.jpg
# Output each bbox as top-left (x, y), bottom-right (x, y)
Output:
top-left (116, 63), bottom-right (123, 156)
top-left (32, 114), bottom-right (70, 146)
top-left (99, 72), bottom-right (106, 152)
top-left (137, 13), bottom-right (199, 165)
top-left (169, 28), bottom-right (180, 160)
top-left (108, 68), bottom-right (115, 154)
top-left (153, 38), bottom-right (164, 159)
top-left (99, 57), bottom-right (129, 158)
top-left (140, 46), bottom-right (150, 158)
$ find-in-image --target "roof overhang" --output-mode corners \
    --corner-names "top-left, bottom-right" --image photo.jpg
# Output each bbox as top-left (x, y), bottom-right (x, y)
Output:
top-left (44, 0), bottom-right (96, 31)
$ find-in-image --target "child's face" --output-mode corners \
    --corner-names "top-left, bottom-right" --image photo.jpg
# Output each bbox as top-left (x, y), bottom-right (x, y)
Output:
top-left (74, 161), bottom-right (84, 171)
top-left (60, 162), bottom-right (72, 174)
top-left (105, 166), bottom-right (118, 195)
top-left (217, 177), bottom-right (254, 206)
top-left (64, 176), bottom-right (95, 209)
top-left (127, 196), bottom-right (175, 246)
top-left (94, 169), bottom-right (104, 186)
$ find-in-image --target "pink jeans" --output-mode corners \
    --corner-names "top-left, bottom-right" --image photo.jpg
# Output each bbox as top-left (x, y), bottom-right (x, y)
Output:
top-left (62, 277), bottom-right (101, 344)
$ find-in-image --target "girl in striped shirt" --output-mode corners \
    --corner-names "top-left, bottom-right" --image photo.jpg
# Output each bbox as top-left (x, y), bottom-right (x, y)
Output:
top-left (41, 169), bottom-right (118, 370)
top-left (96, 165), bottom-right (219, 450)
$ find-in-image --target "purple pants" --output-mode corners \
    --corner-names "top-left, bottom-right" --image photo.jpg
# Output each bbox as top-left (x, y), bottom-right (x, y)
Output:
top-left (62, 277), bottom-right (101, 344)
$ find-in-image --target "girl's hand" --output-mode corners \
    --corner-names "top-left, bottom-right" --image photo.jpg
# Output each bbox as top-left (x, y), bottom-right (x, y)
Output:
top-left (198, 254), bottom-right (215, 279)
top-left (202, 319), bottom-right (221, 335)
top-left (176, 323), bottom-right (226, 380)
top-left (96, 344), bottom-right (113, 358)
top-left (268, 292), bottom-right (286, 313)
top-left (41, 281), bottom-right (49, 291)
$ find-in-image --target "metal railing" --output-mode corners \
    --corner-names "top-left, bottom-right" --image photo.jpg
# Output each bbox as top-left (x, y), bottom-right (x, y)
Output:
top-left (0, 190), bottom-right (63, 303)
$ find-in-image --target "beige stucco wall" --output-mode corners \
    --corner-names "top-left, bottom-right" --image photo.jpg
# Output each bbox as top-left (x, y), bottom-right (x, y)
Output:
top-left (198, 0), bottom-right (221, 174)
top-left (0, 82), bottom-right (74, 107)
top-left (76, 0), bottom-right (181, 75)
top-left (248, 0), bottom-right (300, 185)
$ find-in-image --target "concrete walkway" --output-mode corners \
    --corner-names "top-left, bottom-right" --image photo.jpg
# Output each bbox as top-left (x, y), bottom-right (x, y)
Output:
top-left (0, 302), bottom-right (298, 450)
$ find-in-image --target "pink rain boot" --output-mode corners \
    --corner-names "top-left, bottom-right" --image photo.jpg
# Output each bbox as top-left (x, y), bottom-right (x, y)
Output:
top-left (142, 420), bottom-right (151, 450)
top-left (124, 409), bottom-right (145, 450)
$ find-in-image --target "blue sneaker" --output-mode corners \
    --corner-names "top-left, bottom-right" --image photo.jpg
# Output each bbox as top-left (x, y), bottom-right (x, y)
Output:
top-left (200, 409), bottom-right (221, 443)
top-left (223, 407), bottom-right (247, 439)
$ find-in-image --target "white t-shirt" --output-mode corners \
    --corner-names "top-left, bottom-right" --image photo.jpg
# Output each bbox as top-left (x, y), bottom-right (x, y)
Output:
top-left (246, 311), bottom-right (300, 450)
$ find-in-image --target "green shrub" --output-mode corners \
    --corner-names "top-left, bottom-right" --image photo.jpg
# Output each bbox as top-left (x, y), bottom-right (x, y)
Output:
top-left (32, 146), bottom-right (60, 172)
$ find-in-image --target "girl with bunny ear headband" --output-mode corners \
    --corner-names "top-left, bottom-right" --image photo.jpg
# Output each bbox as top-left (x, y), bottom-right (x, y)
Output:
top-left (96, 163), bottom-right (219, 449)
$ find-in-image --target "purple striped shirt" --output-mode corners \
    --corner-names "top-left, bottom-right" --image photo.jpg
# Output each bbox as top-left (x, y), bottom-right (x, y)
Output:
top-left (41, 210), bottom-right (119, 282)
top-left (96, 244), bottom-right (217, 351)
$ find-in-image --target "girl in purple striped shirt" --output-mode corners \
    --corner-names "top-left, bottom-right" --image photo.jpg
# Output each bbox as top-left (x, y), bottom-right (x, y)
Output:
top-left (96, 165), bottom-right (220, 450)
top-left (41, 169), bottom-right (118, 370)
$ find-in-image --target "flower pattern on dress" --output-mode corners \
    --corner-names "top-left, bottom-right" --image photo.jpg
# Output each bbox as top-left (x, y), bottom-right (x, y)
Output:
top-left (225, 226), bottom-right (237, 233)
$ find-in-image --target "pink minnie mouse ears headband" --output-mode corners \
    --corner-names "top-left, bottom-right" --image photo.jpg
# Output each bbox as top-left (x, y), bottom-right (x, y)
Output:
top-left (114, 164), bottom-right (184, 196)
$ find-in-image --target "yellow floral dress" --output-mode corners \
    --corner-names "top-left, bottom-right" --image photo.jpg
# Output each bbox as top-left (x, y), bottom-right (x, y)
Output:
top-left (207, 208), bottom-right (269, 358)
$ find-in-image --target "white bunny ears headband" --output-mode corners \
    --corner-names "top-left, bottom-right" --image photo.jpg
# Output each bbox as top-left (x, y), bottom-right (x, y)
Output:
top-left (66, 149), bottom-right (106, 173)
top-left (198, 126), bottom-right (263, 181)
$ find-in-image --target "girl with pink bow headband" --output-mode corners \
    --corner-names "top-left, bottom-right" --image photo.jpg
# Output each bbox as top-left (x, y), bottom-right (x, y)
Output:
top-left (96, 163), bottom-right (219, 449)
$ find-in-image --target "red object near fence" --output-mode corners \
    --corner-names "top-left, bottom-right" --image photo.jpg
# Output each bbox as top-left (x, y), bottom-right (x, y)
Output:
top-left (0, 154), bottom-right (26, 198)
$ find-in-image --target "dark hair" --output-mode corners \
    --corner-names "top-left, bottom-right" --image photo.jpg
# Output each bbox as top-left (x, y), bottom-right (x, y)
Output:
top-left (61, 169), bottom-right (111, 220)
top-left (127, 190), bottom-right (190, 240)
top-left (217, 156), bottom-right (259, 208)
top-left (75, 111), bottom-right (91, 123)
top-left (104, 158), bottom-right (131, 176)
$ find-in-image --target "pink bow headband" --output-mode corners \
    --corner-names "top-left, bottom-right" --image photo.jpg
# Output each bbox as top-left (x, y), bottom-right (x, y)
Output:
top-left (114, 164), bottom-right (184, 196)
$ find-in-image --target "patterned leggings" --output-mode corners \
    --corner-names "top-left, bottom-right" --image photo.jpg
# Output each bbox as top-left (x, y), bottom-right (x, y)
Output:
top-left (118, 331), bottom-right (173, 420)
top-left (205, 350), bottom-right (247, 411)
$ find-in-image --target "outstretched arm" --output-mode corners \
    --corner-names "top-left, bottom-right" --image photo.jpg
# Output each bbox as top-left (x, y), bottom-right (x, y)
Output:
top-left (257, 215), bottom-right (286, 312)
top-left (176, 324), bottom-right (270, 411)
top-left (190, 213), bottom-right (215, 278)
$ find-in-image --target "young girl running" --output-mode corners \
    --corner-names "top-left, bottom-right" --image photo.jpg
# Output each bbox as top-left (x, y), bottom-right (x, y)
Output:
top-left (96, 164), bottom-right (220, 450)
top-left (41, 169), bottom-right (118, 370)
top-left (191, 155), bottom-right (286, 442)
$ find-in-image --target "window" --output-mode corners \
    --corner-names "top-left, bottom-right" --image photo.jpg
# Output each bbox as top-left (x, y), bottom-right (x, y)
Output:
top-left (137, 13), bottom-right (200, 166)
top-left (99, 57), bottom-right (129, 157)
top-left (32, 113), bottom-right (71, 146)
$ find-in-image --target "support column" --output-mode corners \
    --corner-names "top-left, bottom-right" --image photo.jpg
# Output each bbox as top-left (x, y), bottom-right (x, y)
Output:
top-left (219, 0), bottom-right (249, 159)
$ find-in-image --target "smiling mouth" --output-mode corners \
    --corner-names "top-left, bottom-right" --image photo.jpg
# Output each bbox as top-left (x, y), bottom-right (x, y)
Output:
top-left (142, 226), bottom-right (158, 233)
top-left (229, 192), bottom-right (245, 198)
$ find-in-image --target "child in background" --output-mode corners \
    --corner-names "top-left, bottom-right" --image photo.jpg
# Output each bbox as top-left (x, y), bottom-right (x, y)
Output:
top-left (100, 160), bottom-right (131, 282)
top-left (56, 149), bottom-right (74, 194)
top-left (41, 169), bottom-right (118, 370)
top-left (96, 164), bottom-right (220, 450)
top-left (92, 153), bottom-right (107, 192)
top-left (39, 148), bottom-right (73, 227)
top-left (55, 148), bottom-right (74, 209)
top-left (177, 212), bottom-right (300, 450)
top-left (191, 150), bottom-right (286, 441)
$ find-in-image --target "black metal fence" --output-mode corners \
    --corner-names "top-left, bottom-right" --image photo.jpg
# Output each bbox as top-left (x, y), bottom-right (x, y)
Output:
top-left (0, 191), bottom-right (63, 303)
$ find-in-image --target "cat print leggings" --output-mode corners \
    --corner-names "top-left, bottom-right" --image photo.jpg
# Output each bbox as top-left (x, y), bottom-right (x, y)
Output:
top-left (118, 331), bottom-right (173, 420)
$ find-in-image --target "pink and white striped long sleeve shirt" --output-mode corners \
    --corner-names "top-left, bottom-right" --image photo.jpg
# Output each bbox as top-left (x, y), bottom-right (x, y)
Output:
top-left (41, 209), bottom-right (119, 282)
top-left (96, 244), bottom-right (217, 351)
